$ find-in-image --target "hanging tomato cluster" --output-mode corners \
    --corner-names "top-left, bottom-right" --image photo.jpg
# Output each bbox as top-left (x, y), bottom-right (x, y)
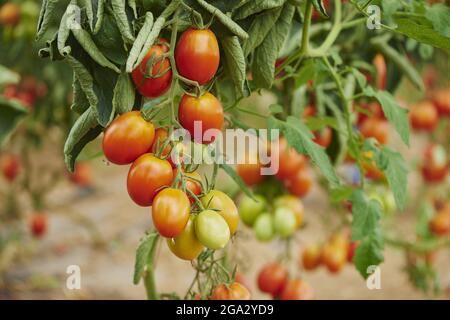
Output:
top-left (1, 76), bottom-right (47, 109)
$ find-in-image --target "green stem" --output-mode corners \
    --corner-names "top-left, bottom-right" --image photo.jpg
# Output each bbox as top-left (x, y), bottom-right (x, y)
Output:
top-left (145, 234), bottom-right (160, 300)
top-left (309, 0), bottom-right (342, 56)
top-left (384, 236), bottom-right (450, 253)
top-left (300, 0), bottom-right (313, 55)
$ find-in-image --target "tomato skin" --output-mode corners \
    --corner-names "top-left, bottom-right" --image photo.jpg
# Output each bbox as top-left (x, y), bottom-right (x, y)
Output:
top-left (70, 162), bottom-right (93, 187)
top-left (152, 188), bottom-right (190, 238)
top-left (313, 127), bottom-right (333, 148)
top-left (433, 88), bottom-right (450, 117)
top-left (167, 216), bottom-right (204, 260)
top-left (103, 111), bottom-right (155, 165)
top-left (236, 158), bottom-right (264, 186)
top-left (201, 190), bottom-right (239, 234)
top-left (273, 207), bottom-right (297, 238)
top-left (421, 144), bottom-right (448, 183)
top-left (0, 3), bottom-right (20, 26)
top-left (302, 244), bottom-right (322, 270)
top-left (285, 169), bottom-right (312, 198)
top-left (429, 210), bottom-right (450, 236)
top-left (30, 213), bottom-right (48, 238)
top-left (274, 138), bottom-right (306, 180)
top-left (132, 42), bottom-right (172, 98)
top-left (360, 118), bottom-right (389, 145)
top-left (210, 282), bottom-right (251, 300)
top-left (347, 241), bottom-right (360, 263)
top-left (410, 101), bottom-right (438, 131)
top-left (1, 154), bottom-right (20, 182)
top-left (127, 154), bottom-right (174, 206)
top-left (178, 93), bottom-right (224, 144)
top-left (175, 28), bottom-right (220, 85)
top-left (257, 263), bottom-right (288, 296)
top-left (280, 279), bottom-right (314, 300)
top-left (321, 243), bottom-right (347, 273)
top-left (239, 194), bottom-right (266, 227)
top-left (274, 195), bottom-right (304, 229)
top-left (195, 210), bottom-right (230, 250)
top-left (373, 54), bottom-right (387, 90)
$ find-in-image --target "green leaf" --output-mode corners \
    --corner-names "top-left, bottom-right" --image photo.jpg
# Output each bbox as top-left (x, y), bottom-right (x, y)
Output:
top-left (0, 97), bottom-right (28, 146)
top-left (295, 59), bottom-right (317, 88)
top-left (0, 65), bottom-right (19, 86)
top-left (220, 163), bottom-right (255, 199)
top-left (312, 0), bottom-right (329, 19)
top-left (71, 77), bottom-right (90, 114)
top-left (133, 16), bottom-right (166, 70)
top-left (394, 18), bottom-right (450, 51)
top-left (351, 189), bottom-right (382, 241)
top-left (425, 4), bottom-right (450, 38)
top-left (363, 87), bottom-right (410, 146)
top-left (221, 36), bottom-right (246, 98)
top-left (269, 104), bottom-right (284, 115)
top-left (234, 0), bottom-right (286, 20)
top-left (133, 232), bottom-right (159, 285)
top-left (111, 0), bottom-right (136, 44)
top-left (36, 0), bottom-right (60, 41)
top-left (353, 230), bottom-right (384, 279)
top-left (330, 185), bottom-right (354, 203)
top-left (113, 73), bottom-right (136, 114)
top-left (126, 12), bottom-right (154, 73)
top-left (416, 202), bottom-right (435, 239)
top-left (350, 67), bottom-right (367, 89)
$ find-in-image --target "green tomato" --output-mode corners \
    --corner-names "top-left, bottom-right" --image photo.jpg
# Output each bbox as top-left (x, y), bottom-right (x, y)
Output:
top-left (254, 213), bottom-right (274, 242)
top-left (273, 207), bottom-right (296, 238)
top-left (383, 192), bottom-right (397, 215)
top-left (239, 194), bottom-right (267, 227)
top-left (195, 210), bottom-right (230, 250)
top-left (368, 192), bottom-right (385, 213)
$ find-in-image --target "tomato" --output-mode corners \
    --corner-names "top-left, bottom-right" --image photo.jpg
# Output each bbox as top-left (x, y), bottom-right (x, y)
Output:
top-left (356, 101), bottom-right (384, 125)
top-left (422, 65), bottom-right (438, 90)
top-left (152, 188), bottom-right (190, 238)
top-left (175, 28), bottom-right (220, 85)
top-left (362, 151), bottom-right (385, 180)
top-left (178, 92), bottom-right (224, 144)
top-left (236, 154), bottom-right (264, 186)
top-left (360, 118), bottom-right (389, 145)
top-left (173, 169), bottom-right (202, 202)
top-left (301, 244), bottom-right (322, 270)
top-left (321, 243), bottom-right (347, 273)
top-left (273, 207), bottom-right (297, 238)
top-left (132, 42), bottom-right (172, 98)
top-left (274, 137), bottom-right (306, 180)
top-left (195, 210), bottom-right (230, 250)
top-left (347, 241), bottom-right (360, 263)
top-left (238, 194), bottom-right (266, 227)
top-left (373, 54), bottom-right (387, 90)
top-left (313, 127), bottom-right (333, 148)
top-left (167, 216), bottom-right (204, 260)
top-left (30, 213), bottom-right (48, 238)
top-left (151, 127), bottom-right (172, 156)
top-left (1, 154), bottom-right (20, 182)
top-left (16, 91), bottom-right (35, 108)
top-left (429, 210), bottom-right (450, 236)
top-left (254, 213), bottom-right (274, 242)
top-left (3, 84), bottom-right (18, 99)
top-left (103, 111), bottom-right (155, 165)
top-left (69, 161), bottom-right (93, 187)
top-left (127, 154), bottom-right (173, 206)
top-left (421, 144), bottom-right (448, 183)
top-left (432, 88), bottom-right (450, 117)
top-left (410, 101), bottom-right (438, 131)
top-left (285, 169), bottom-right (312, 198)
top-left (201, 190), bottom-right (239, 234)
top-left (303, 105), bottom-right (316, 118)
top-left (210, 282), bottom-right (251, 300)
top-left (257, 263), bottom-right (288, 296)
top-left (280, 279), bottom-right (314, 300)
top-left (0, 3), bottom-right (21, 26)
top-left (274, 195), bottom-right (304, 229)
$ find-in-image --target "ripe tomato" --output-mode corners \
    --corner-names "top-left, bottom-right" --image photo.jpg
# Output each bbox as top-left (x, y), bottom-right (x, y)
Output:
top-left (360, 118), bottom-right (389, 145)
top-left (347, 241), bottom-right (360, 263)
top-left (273, 207), bottom-right (297, 238)
top-left (321, 243), bottom-right (347, 273)
top-left (195, 210), bottom-right (230, 250)
top-left (274, 195), bottom-right (304, 229)
top-left (421, 144), bottom-right (448, 183)
top-left (127, 154), bottom-right (173, 206)
top-left (303, 105), bottom-right (316, 118)
top-left (373, 54), bottom-right (387, 90)
top-left (313, 127), bottom-right (333, 148)
top-left (239, 194), bottom-right (267, 227)
top-left (201, 190), bottom-right (239, 234)
top-left (210, 282), bottom-right (251, 300)
top-left (301, 244), bottom-right (322, 270)
top-left (410, 101), bottom-right (438, 131)
top-left (236, 154), bottom-right (265, 186)
top-left (280, 279), bottom-right (314, 300)
top-left (132, 42), bottom-right (172, 98)
top-left (175, 28), bottom-right (220, 85)
top-left (151, 127), bottom-right (172, 156)
top-left (0, 3), bottom-right (20, 26)
top-left (69, 162), bottom-right (93, 187)
top-left (173, 169), bottom-right (202, 202)
top-left (274, 137), bottom-right (306, 180)
top-left (152, 188), bottom-right (190, 238)
top-left (167, 216), bottom-right (204, 260)
top-left (178, 92), bottom-right (224, 144)
top-left (429, 210), bottom-right (450, 236)
top-left (257, 263), bottom-right (288, 296)
top-left (30, 213), bottom-right (48, 238)
top-left (1, 154), bottom-right (20, 182)
top-left (433, 88), bottom-right (450, 117)
top-left (103, 111), bottom-right (155, 165)
top-left (285, 169), bottom-right (312, 198)
top-left (356, 101), bottom-right (384, 125)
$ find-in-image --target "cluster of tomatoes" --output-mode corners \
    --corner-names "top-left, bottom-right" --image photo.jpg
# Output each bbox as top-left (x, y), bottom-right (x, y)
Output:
top-left (238, 194), bottom-right (304, 242)
top-left (257, 262), bottom-right (314, 300)
top-left (2, 76), bottom-right (47, 109)
top-left (0, 2), bottom-right (20, 26)
top-left (301, 231), bottom-right (359, 274)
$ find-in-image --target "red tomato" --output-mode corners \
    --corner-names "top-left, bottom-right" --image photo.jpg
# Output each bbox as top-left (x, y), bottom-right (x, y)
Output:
top-left (360, 118), bottom-right (389, 145)
top-left (313, 127), bottom-right (333, 148)
top-left (152, 188), bottom-right (190, 238)
top-left (175, 28), bottom-right (220, 85)
top-left (0, 2), bottom-right (20, 26)
top-left (178, 92), bottom-right (224, 144)
top-left (210, 282), bottom-right (251, 300)
top-left (280, 279), bottom-right (314, 300)
top-left (285, 169), bottom-right (312, 198)
top-left (102, 111), bottom-right (155, 165)
top-left (1, 154), bottom-right (20, 182)
top-left (2, 84), bottom-right (18, 99)
top-left (132, 42), bottom-right (172, 98)
top-left (257, 263), bottom-right (288, 296)
top-left (373, 54), bottom-right (387, 90)
top-left (301, 244), bottom-right (322, 270)
top-left (410, 101), bottom-right (438, 131)
top-left (432, 88), bottom-right (450, 117)
top-left (303, 105), bottom-right (316, 118)
top-left (69, 162), bottom-right (93, 187)
top-left (30, 213), bottom-right (48, 238)
top-left (274, 137), bottom-right (306, 180)
top-left (356, 101), bottom-right (384, 125)
top-left (421, 144), bottom-right (448, 183)
top-left (127, 154), bottom-right (174, 206)
top-left (236, 153), bottom-right (264, 186)
top-left (347, 241), bottom-right (360, 263)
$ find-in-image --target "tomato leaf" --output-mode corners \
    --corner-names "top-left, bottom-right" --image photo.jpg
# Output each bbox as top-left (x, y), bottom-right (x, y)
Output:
top-left (312, 0), bottom-right (329, 19)
top-left (233, 0), bottom-right (286, 21)
top-left (351, 189), bottom-right (382, 241)
top-left (0, 65), bottom-right (19, 86)
top-left (71, 77), bottom-right (91, 115)
top-left (353, 229), bottom-right (384, 279)
top-left (425, 4), bottom-right (450, 38)
top-left (0, 97), bottom-right (28, 147)
top-left (111, 0), bottom-right (136, 44)
top-left (221, 36), bottom-right (246, 98)
top-left (219, 163), bottom-right (255, 199)
top-left (394, 18), bottom-right (450, 51)
top-left (113, 73), bottom-right (136, 114)
top-left (36, 0), bottom-right (60, 41)
top-left (126, 12), bottom-right (154, 73)
top-left (133, 232), bottom-right (159, 285)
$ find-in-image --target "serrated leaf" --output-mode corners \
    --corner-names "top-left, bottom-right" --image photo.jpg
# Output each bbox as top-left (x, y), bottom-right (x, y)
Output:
top-left (221, 36), bottom-right (246, 98)
top-left (330, 186), bottom-right (354, 203)
top-left (233, 0), bottom-right (286, 20)
top-left (425, 4), bottom-right (450, 38)
top-left (394, 18), bottom-right (450, 51)
top-left (0, 97), bottom-right (28, 146)
top-left (353, 230), bottom-right (384, 279)
top-left (113, 73), bottom-right (136, 114)
top-left (220, 163), bottom-right (255, 199)
top-left (351, 189), bottom-right (382, 241)
top-left (111, 0), bottom-right (136, 44)
top-left (133, 232), bottom-right (159, 285)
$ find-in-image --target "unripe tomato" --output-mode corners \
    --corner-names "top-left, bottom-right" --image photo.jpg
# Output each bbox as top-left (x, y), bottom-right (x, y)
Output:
top-left (173, 169), bottom-right (202, 203)
top-left (373, 54), bottom-right (387, 90)
top-left (69, 161), bottom-right (93, 187)
top-left (1, 154), bottom-right (20, 182)
top-left (178, 93), bottom-right (224, 144)
top-left (429, 210), bottom-right (450, 236)
top-left (239, 194), bottom-right (267, 227)
top-left (321, 243), bottom-right (347, 273)
top-left (201, 190), bottom-right (239, 234)
top-left (195, 210), bottom-right (230, 250)
top-left (257, 263), bottom-right (288, 296)
top-left (302, 244), bottom-right (322, 270)
top-left (175, 28), bottom-right (220, 85)
top-left (152, 188), bottom-right (190, 238)
top-left (274, 138), bottom-right (306, 180)
top-left (254, 213), bottom-right (274, 242)
top-left (127, 154), bottom-right (173, 206)
top-left (167, 216), bottom-right (204, 260)
top-left (273, 207), bottom-right (297, 238)
top-left (313, 127), bottom-right (333, 148)
top-left (285, 169), bottom-right (312, 198)
top-left (236, 155), bottom-right (264, 186)
top-left (103, 111), bottom-right (155, 165)
top-left (360, 118), bottom-right (389, 145)
top-left (0, 3), bottom-right (21, 26)
top-left (30, 213), bottom-right (48, 238)
top-left (132, 42), bottom-right (172, 98)
top-left (433, 88), bottom-right (450, 117)
top-left (274, 195), bottom-right (304, 229)
top-left (410, 101), bottom-right (438, 131)
top-left (210, 282), bottom-right (251, 300)
top-left (280, 279), bottom-right (314, 300)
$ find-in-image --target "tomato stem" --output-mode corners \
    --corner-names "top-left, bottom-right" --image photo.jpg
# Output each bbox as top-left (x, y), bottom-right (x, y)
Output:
top-left (144, 233), bottom-right (160, 300)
